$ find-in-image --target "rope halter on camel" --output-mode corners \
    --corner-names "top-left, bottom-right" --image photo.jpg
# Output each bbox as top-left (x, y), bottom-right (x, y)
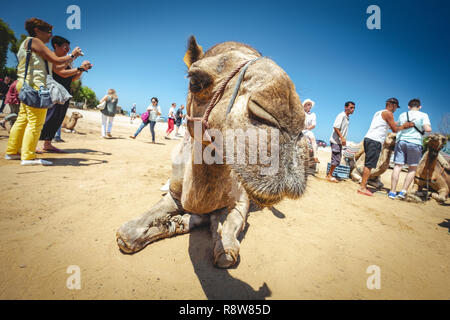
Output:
top-left (186, 57), bottom-right (263, 148)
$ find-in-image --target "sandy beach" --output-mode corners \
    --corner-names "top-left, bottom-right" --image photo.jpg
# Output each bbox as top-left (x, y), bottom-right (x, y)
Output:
top-left (0, 108), bottom-right (449, 300)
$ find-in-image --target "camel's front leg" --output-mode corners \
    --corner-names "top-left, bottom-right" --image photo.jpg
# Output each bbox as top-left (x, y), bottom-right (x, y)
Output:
top-left (210, 185), bottom-right (250, 269)
top-left (116, 193), bottom-right (209, 253)
top-left (351, 169), bottom-right (362, 183)
top-left (407, 182), bottom-right (423, 203)
top-left (368, 176), bottom-right (384, 189)
top-left (431, 183), bottom-right (448, 204)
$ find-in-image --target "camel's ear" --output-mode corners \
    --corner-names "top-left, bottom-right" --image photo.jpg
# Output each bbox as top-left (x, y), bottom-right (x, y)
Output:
top-left (184, 36), bottom-right (204, 69)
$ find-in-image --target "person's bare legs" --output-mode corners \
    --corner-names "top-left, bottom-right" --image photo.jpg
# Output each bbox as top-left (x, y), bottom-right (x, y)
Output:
top-left (327, 165), bottom-right (338, 182)
top-left (358, 166), bottom-right (373, 195)
top-left (390, 164), bottom-right (403, 194)
top-left (401, 166), bottom-right (417, 192)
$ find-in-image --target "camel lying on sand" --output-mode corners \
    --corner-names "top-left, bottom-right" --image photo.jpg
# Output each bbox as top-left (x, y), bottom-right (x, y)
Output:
top-left (62, 111), bottom-right (83, 133)
top-left (349, 133), bottom-right (397, 189)
top-left (116, 36), bottom-right (308, 268)
top-left (407, 133), bottom-right (449, 203)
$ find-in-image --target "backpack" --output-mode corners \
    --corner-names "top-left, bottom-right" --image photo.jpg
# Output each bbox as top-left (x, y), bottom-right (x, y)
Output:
top-left (141, 111), bottom-right (149, 123)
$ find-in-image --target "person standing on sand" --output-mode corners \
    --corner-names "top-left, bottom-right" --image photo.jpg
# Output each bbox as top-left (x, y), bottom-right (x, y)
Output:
top-left (358, 98), bottom-right (414, 196)
top-left (5, 17), bottom-right (83, 166)
top-left (0, 79), bottom-right (20, 130)
top-left (38, 35), bottom-right (92, 153)
top-left (175, 104), bottom-right (185, 137)
top-left (130, 97), bottom-right (161, 143)
top-left (99, 89), bottom-right (118, 138)
top-left (302, 99), bottom-right (320, 164)
top-left (0, 76), bottom-right (12, 113)
top-left (130, 103), bottom-right (137, 123)
top-left (388, 98), bottom-right (431, 200)
top-left (165, 102), bottom-right (176, 139)
top-left (326, 101), bottom-right (355, 182)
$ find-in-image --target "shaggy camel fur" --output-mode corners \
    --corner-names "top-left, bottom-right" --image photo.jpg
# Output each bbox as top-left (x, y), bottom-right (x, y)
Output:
top-left (350, 133), bottom-right (397, 189)
top-left (407, 133), bottom-right (449, 203)
top-left (62, 111), bottom-right (83, 133)
top-left (116, 36), bottom-right (308, 268)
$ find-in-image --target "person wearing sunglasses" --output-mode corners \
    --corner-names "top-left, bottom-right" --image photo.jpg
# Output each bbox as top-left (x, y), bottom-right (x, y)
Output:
top-left (5, 17), bottom-right (83, 166)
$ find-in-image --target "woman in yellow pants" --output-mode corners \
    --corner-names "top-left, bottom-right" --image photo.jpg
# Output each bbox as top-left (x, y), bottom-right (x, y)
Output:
top-left (4, 17), bottom-right (83, 165)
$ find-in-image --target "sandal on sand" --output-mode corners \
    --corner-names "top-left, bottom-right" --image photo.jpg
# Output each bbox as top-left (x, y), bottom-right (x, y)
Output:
top-left (357, 189), bottom-right (373, 196)
top-left (43, 146), bottom-right (65, 153)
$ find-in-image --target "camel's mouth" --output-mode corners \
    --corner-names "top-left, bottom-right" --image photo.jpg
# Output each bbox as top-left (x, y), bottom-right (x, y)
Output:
top-left (229, 138), bottom-right (307, 207)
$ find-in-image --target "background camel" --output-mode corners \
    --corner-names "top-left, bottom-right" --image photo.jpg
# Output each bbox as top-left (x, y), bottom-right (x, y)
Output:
top-left (62, 111), bottom-right (83, 133)
top-left (407, 133), bottom-right (449, 203)
top-left (349, 133), bottom-right (396, 189)
top-left (116, 36), bottom-right (308, 268)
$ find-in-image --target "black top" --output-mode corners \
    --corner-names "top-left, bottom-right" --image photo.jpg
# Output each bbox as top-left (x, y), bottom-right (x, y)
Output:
top-left (53, 65), bottom-right (74, 93)
top-left (175, 108), bottom-right (183, 121)
top-left (0, 80), bottom-right (10, 96)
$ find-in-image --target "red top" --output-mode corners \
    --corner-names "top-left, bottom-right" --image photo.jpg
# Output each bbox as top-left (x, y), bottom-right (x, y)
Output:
top-left (5, 80), bottom-right (19, 105)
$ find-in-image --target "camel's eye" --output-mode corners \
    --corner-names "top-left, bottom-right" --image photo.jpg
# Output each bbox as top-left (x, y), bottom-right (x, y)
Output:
top-left (188, 70), bottom-right (213, 93)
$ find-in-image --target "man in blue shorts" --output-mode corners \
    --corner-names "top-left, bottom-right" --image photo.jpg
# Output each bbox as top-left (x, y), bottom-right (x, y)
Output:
top-left (388, 98), bottom-right (432, 199)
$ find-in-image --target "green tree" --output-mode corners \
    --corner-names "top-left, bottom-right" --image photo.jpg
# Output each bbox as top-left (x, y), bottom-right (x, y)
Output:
top-left (70, 79), bottom-right (82, 101)
top-left (10, 34), bottom-right (27, 64)
top-left (79, 86), bottom-right (98, 108)
top-left (0, 19), bottom-right (17, 72)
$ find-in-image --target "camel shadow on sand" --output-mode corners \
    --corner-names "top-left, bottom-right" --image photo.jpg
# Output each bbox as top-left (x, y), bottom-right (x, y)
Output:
top-left (188, 204), bottom-right (275, 300)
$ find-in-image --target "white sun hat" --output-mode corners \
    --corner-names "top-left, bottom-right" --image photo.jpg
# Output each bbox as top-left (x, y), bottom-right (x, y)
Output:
top-left (303, 98), bottom-right (315, 109)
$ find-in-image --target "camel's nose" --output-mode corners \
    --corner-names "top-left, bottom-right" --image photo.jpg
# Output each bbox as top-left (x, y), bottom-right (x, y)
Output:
top-left (248, 84), bottom-right (304, 137)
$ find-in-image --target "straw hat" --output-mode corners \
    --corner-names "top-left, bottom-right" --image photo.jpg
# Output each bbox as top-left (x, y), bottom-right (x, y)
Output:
top-left (303, 98), bottom-right (315, 109)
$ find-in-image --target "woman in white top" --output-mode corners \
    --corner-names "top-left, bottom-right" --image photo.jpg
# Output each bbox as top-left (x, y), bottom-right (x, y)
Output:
top-left (130, 97), bottom-right (161, 143)
top-left (302, 99), bottom-right (320, 163)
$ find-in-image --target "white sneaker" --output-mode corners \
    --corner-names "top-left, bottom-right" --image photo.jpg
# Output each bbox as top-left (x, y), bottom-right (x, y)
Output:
top-left (21, 159), bottom-right (53, 166)
top-left (5, 154), bottom-right (20, 160)
top-left (160, 179), bottom-right (170, 192)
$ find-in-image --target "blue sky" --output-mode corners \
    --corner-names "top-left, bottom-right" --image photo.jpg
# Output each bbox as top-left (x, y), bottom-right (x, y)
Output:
top-left (3, 0), bottom-right (450, 142)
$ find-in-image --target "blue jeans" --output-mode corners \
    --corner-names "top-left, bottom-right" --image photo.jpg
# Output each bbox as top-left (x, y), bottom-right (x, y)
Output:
top-left (54, 126), bottom-right (62, 139)
top-left (134, 121), bottom-right (156, 141)
top-left (149, 121), bottom-right (156, 142)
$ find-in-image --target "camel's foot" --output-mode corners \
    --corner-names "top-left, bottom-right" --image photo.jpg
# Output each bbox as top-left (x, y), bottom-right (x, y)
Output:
top-left (117, 213), bottom-right (209, 253)
top-left (210, 207), bottom-right (248, 269)
top-left (406, 193), bottom-right (423, 203)
top-left (213, 235), bottom-right (240, 269)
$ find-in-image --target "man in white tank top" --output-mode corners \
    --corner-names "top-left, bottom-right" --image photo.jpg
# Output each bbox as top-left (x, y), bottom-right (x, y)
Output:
top-left (358, 98), bottom-right (414, 196)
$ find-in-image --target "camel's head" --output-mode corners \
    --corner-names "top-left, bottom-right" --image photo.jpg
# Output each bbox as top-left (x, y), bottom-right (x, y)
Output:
top-left (71, 112), bottom-right (83, 119)
top-left (384, 132), bottom-right (397, 150)
top-left (426, 133), bottom-right (448, 153)
top-left (184, 36), bottom-right (306, 207)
